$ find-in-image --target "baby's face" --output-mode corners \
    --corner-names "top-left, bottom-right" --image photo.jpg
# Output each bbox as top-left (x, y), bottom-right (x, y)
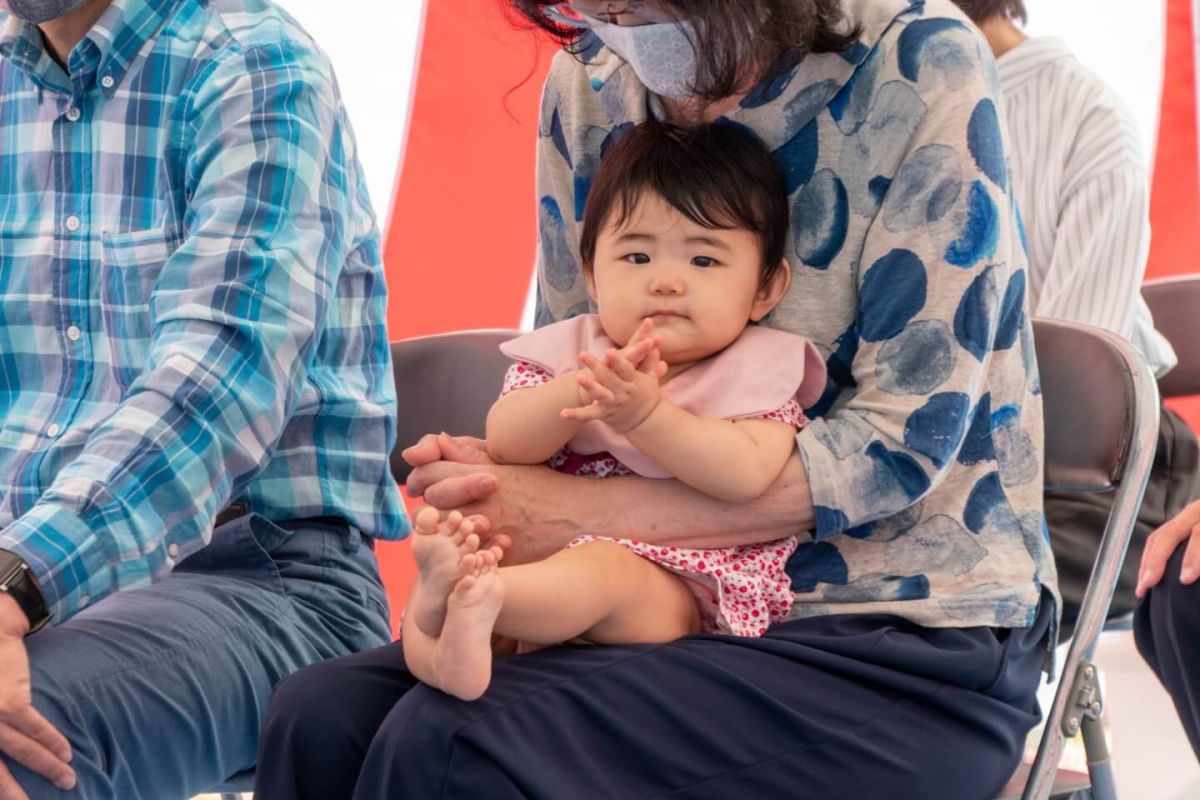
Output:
top-left (587, 193), bottom-right (773, 369)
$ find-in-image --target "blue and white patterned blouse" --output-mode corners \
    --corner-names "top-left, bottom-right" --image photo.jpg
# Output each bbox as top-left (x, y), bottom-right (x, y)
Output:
top-left (534, 0), bottom-right (1059, 638)
top-left (0, 0), bottom-right (408, 621)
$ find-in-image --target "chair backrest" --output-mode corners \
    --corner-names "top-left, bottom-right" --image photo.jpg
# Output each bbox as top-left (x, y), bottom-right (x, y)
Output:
top-left (1143, 274), bottom-right (1200, 398)
top-left (1022, 318), bottom-right (1160, 800)
top-left (1036, 319), bottom-right (1145, 493)
top-left (389, 329), bottom-right (522, 485)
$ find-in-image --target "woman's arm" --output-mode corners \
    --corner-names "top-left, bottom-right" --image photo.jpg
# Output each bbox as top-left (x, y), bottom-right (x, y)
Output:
top-left (404, 434), bottom-right (814, 564)
top-left (485, 371), bottom-right (586, 465)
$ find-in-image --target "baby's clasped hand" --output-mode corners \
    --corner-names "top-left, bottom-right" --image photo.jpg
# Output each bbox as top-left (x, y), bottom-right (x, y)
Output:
top-left (562, 320), bottom-right (666, 432)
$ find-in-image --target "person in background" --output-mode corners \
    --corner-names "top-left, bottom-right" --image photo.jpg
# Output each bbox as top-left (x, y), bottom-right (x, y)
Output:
top-left (1135, 497), bottom-right (1200, 761)
top-left (0, 0), bottom-right (406, 796)
top-left (951, 0), bottom-right (1200, 639)
top-left (256, 2), bottom-right (1057, 798)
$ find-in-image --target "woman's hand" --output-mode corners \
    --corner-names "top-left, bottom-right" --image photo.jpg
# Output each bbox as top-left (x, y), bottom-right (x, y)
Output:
top-left (403, 433), bottom-right (577, 564)
top-left (1136, 498), bottom-right (1200, 598)
top-left (403, 434), bottom-right (500, 509)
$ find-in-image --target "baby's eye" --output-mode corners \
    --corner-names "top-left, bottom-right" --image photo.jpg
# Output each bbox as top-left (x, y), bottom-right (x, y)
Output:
top-left (691, 256), bottom-right (719, 267)
top-left (623, 253), bottom-right (651, 265)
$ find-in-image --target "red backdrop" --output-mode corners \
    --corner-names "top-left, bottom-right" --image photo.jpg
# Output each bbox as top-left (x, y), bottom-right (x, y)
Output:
top-left (377, 1), bottom-right (552, 628)
top-left (1149, 0), bottom-right (1200, 428)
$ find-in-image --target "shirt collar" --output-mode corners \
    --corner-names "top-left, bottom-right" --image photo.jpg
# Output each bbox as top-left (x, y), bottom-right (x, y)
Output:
top-left (995, 37), bottom-right (1074, 92)
top-left (0, 0), bottom-right (177, 96)
top-left (580, 0), bottom-right (925, 151)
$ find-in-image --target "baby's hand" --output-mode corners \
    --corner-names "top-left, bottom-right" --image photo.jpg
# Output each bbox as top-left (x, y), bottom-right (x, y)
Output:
top-left (563, 326), bottom-right (664, 432)
top-left (624, 319), bottom-right (668, 379)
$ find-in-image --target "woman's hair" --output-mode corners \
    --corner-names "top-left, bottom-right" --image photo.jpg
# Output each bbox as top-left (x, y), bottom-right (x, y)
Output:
top-left (951, 0), bottom-right (1027, 24)
top-left (506, 1), bottom-right (860, 102)
top-left (579, 120), bottom-right (788, 286)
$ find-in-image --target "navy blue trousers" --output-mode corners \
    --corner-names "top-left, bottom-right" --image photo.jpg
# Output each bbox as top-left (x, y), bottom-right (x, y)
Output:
top-left (1135, 541), bottom-right (1200, 760)
top-left (256, 597), bottom-right (1051, 800)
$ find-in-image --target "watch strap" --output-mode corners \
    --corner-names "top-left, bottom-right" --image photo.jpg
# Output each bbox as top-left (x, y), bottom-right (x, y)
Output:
top-left (0, 550), bottom-right (51, 634)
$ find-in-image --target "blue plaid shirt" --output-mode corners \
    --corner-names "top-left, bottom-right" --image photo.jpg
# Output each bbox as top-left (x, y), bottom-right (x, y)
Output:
top-left (0, 0), bottom-right (408, 622)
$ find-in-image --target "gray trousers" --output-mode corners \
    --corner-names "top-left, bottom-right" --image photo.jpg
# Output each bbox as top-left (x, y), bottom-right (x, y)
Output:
top-left (3, 513), bottom-right (391, 799)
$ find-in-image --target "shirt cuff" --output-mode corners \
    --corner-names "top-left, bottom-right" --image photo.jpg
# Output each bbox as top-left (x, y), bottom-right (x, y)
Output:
top-left (1, 503), bottom-right (116, 621)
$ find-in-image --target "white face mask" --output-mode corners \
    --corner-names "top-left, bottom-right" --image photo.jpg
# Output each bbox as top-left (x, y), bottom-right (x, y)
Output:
top-left (581, 13), bottom-right (699, 99)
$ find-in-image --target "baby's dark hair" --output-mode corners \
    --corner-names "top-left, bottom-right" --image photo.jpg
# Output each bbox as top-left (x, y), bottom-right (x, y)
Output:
top-left (579, 120), bottom-right (789, 287)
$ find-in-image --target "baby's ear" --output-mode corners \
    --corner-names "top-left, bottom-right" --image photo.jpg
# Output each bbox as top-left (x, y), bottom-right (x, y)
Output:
top-left (749, 259), bottom-right (791, 322)
top-left (584, 267), bottom-right (598, 302)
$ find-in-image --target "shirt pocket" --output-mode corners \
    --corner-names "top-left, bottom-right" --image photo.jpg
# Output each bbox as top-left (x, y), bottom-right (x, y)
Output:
top-left (99, 227), bottom-right (181, 392)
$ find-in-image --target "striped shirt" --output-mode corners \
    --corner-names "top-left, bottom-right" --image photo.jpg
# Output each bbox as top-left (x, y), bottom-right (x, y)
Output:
top-left (0, 0), bottom-right (408, 621)
top-left (996, 36), bottom-right (1177, 376)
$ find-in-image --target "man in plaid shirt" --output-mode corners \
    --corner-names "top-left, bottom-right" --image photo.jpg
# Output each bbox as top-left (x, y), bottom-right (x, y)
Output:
top-left (0, 0), bottom-right (408, 795)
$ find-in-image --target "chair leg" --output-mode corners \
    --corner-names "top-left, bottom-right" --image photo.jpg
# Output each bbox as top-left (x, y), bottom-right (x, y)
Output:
top-left (1081, 714), bottom-right (1116, 800)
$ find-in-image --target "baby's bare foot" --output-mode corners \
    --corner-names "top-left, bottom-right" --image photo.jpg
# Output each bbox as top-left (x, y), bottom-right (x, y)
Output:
top-left (410, 507), bottom-right (481, 637)
top-left (433, 546), bottom-right (506, 702)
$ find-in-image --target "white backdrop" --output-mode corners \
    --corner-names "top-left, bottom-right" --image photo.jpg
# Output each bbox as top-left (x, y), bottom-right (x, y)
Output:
top-left (274, 0), bottom-right (427, 226)
top-left (1023, 0), bottom-right (1165, 167)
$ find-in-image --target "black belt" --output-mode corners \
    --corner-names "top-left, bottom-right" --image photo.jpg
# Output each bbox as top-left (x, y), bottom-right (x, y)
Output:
top-left (214, 502), bottom-right (248, 528)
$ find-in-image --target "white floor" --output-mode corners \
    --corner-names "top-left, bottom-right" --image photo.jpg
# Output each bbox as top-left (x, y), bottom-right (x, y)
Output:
top-left (1032, 630), bottom-right (1200, 800)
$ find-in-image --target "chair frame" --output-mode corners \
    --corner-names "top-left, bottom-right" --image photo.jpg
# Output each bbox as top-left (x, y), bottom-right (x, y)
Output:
top-left (1021, 319), bottom-right (1161, 800)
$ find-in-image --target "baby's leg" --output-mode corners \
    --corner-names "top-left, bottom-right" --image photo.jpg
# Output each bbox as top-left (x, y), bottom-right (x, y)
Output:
top-left (493, 540), bottom-right (702, 646)
top-left (409, 506), bottom-right (480, 637)
top-left (403, 524), bottom-right (505, 702)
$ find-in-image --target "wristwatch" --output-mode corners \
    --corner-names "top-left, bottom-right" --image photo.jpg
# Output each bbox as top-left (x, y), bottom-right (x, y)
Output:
top-left (0, 549), bottom-right (51, 634)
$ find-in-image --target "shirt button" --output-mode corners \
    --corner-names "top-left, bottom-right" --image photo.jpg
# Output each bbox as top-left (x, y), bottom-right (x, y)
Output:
top-left (66, 325), bottom-right (81, 341)
top-left (46, 423), bottom-right (61, 438)
top-left (167, 543), bottom-right (180, 558)
top-left (65, 215), bottom-right (81, 232)
top-left (100, 75), bottom-right (115, 89)
top-left (65, 106), bottom-right (81, 122)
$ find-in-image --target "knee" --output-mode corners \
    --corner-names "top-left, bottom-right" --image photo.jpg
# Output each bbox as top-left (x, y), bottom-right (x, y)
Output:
top-left (1140, 543), bottom-right (1200, 635)
top-left (359, 687), bottom-right (477, 788)
top-left (1155, 544), bottom-right (1200, 609)
top-left (4, 664), bottom-right (101, 797)
top-left (261, 658), bottom-right (362, 753)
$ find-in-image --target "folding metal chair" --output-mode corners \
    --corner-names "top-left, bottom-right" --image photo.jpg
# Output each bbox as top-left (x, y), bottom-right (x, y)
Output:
top-left (205, 329), bottom-right (520, 799)
top-left (1142, 274), bottom-right (1200, 399)
top-left (996, 318), bottom-right (1160, 800)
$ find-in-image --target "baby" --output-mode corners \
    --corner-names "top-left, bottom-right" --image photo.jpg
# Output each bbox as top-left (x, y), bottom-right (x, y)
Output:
top-left (402, 120), bottom-right (825, 700)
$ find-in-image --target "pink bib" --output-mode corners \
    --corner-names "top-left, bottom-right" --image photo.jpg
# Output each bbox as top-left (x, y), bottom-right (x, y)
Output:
top-left (500, 315), bottom-right (827, 478)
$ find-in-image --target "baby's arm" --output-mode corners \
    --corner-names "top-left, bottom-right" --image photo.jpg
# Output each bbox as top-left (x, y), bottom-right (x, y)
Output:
top-left (573, 346), bottom-right (797, 504)
top-left (485, 370), bottom-right (588, 465)
top-left (489, 333), bottom-right (663, 465)
top-left (627, 406), bottom-right (797, 504)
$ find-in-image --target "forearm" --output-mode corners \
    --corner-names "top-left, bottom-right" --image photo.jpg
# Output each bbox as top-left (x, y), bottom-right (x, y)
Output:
top-left (486, 373), bottom-right (585, 464)
top-left (554, 450), bottom-right (813, 548)
top-left (626, 401), bottom-right (792, 503)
